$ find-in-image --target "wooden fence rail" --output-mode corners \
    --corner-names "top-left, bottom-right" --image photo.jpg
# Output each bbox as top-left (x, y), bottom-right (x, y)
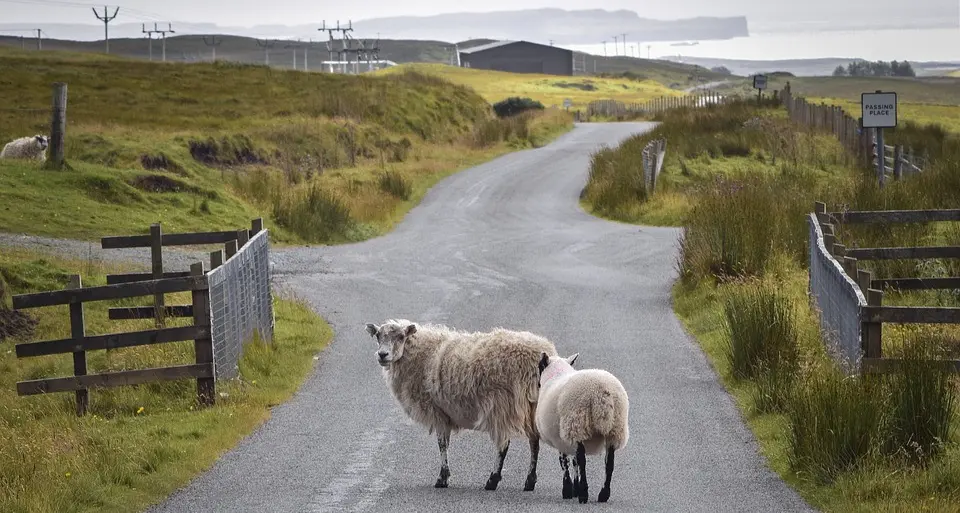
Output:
top-left (12, 262), bottom-right (215, 415)
top-left (101, 218), bottom-right (263, 326)
top-left (814, 201), bottom-right (960, 373)
top-left (584, 91), bottom-right (741, 120)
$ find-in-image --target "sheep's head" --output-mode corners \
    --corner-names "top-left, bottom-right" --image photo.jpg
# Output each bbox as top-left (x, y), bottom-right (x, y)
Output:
top-left (538, 352), bottom-right (579, 387)
top-left (365, 319), bottom-right (417, 367)
top-left (34, 135), bottom-right (48, 150)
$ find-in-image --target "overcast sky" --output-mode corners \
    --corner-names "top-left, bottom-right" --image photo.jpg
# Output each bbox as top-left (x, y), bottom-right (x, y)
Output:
top-left (2, 0), bottom-right (956, 27)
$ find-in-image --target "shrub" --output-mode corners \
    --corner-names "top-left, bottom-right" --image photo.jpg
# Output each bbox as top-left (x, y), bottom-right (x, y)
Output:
top-left (722, 280), bottom-right (800, 384)
top-left (787, 366), bottom-right (886, 483)
top-left (378, 170), bottom-right (412, 200)
top-left (272, 184), bottom-right (354, 242)
top-left (492, 96), bottom-right (545, 118)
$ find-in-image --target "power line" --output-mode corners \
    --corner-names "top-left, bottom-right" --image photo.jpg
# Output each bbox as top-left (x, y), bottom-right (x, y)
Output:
top-left (91, 5), bottom-right (118, 54)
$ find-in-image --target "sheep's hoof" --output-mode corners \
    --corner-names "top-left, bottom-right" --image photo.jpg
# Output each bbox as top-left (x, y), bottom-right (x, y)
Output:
top-left (598, 487), bottom-right (610, 503)
top-left (578, 484), bottom-right (589, 504)
top-left (484, 473), bottom-right (501, 491)
top-left (434, 478), bottom-right (448, 488)
top-left (523, 473), bottom-right (537, 492)
top-left (562, 477), bottom-right (574, 499)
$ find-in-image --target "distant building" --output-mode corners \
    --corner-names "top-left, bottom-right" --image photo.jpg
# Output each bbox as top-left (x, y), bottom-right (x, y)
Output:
top-left (458, 40), bottom-right (573, 76)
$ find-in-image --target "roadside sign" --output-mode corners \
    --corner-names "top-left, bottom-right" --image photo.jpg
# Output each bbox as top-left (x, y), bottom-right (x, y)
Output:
top-left (753, 74), bottom-right (767, 90)
top-left (861, 91), bottom-right (897, 128)
top-left (563, 98), bottom-right (572, 109)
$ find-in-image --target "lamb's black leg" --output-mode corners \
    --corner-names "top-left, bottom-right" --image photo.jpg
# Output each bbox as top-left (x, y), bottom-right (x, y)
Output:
top-left (435, 431), bottom-right (451, 488)
top-left (576, 442), bottom-right (588, 504)
top-left (559, 453), bottom-right (574, 499)
top-left (484, 440), bottom-right (510, 490)
top-left (598, 446), bottom-right (615, 502)
top-left (523, 435), bottom-right (539, 491)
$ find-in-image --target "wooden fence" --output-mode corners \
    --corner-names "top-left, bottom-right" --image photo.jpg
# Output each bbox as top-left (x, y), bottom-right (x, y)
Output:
top-left (12, 263), bottom-right (215, 416)
top-left (780, 82), bottom-right (927, 185)
top-left (642, 138), bottom-right (667, 196)
top-left (814, 201), bottom-right (960, 373)
top-left (101, 218), bottom-right (264, 328)
top-left (583, 91), bottom-right (739, 120)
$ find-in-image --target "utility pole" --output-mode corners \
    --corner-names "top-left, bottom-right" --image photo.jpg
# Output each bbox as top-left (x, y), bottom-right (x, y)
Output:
top-left (152, 23), bottom-right (174, 62)
top-left (35, 29), bottom-right (42, 50)
top-left (621, 33), bottom-right (627, 56)
top-left (284, 39), bottom-right (303, 70)
top-left (256, 39), bottom-right (274, 66)
top-left (601, 40), bottom-right (607, 57)
top-left (612, 35), bottom-right (618, 56)
top-left (319, 20), bottom-right (353, 73)
top-left (142, 23), bottom-right (156, 60)
top-left (92, 5), bottom-right (119, 54)
top-left (202, 35), bottom-right (221, 62)
top-left (647, 45), bottom-right (651, 59)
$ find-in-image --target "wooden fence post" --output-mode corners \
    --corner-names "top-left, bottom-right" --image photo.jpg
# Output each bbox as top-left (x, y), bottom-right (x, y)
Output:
top-left (210, 249), bottom-right (224, 270)
top-left (237, 228), bottom-right (249, 248)
top-left (857, 269), bottom-right (883, 359)
top-left (190, 262), bottom-right (215, 406)
top-left (45, 82), bottom-right (68, 170)
top-left (893, 145), bottom-right (903, 180)
top-left (225, 239), bottom-right (238, 260)
top-left (151, 222), bottom-right (165, 328)
top-left (68, 274), bottom-right (88, 416)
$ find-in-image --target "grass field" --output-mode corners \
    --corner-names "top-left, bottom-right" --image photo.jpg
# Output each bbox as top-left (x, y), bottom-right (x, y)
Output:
top-left (581, 99), bottom-right (960, 510)
top-left (0, 247), bottom-right (333, 513)
top-left (374, 62), bottom-right (684, 110)
top-left (0, 47), bottom-right (572, 245)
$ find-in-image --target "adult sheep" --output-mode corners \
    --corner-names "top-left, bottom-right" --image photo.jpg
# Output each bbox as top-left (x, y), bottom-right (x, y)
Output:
top-left (364, 318), bottom-right (559, 491)
top-left (0, 135), bottom-right (48, 162)
top-left (535, 352), bottom-right (630, 504)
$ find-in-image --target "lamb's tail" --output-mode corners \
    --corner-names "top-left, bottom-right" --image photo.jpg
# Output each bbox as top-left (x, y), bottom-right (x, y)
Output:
top-left (561, 375), bottom-right (629, 450)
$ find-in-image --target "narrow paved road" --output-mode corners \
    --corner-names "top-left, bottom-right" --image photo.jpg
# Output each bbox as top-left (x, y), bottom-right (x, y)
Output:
top-left (149, 122), bottom-right (814, 513)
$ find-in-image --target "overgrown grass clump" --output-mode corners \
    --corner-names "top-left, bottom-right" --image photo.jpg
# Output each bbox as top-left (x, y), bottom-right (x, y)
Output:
top-left (0, 248), bottom-right (334, 513)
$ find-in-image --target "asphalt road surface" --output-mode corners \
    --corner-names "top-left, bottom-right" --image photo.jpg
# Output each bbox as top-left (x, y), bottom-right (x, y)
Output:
top-left (148, 122), bottom-right (815, 513)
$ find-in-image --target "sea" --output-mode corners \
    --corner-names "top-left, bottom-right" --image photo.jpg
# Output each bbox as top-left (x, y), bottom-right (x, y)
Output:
top-left (561, 28), bottom-right (960, 64)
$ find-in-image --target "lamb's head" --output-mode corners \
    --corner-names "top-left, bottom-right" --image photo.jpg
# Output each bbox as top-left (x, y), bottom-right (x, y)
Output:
top-left (537, 352), bottom-right (579, 387)
top-left (365, 319), bottom-right (417, 367)
top-left (33, 135), bottom-right (48, 150)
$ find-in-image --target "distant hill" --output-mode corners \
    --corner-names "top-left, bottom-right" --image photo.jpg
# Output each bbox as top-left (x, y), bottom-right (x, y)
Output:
top-left (0, 34), bottom-right (730, 87)
top-left (661, 56), bottom-right (960, 78)
top-left (0, 9), bottom-right (748, 45)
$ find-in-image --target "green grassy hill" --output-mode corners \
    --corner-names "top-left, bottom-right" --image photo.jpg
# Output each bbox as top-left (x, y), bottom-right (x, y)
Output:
top-left (0, 46), bottom-right (571, 244)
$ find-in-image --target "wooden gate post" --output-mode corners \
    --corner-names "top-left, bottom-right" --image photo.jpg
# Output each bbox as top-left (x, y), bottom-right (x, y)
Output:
top-left (151, 223), bottom-right (165, 328)
top-left (45, 82), bottom-right (68, 170)
top-left (190, 262), bottom-right (215, 406)
top-left (69, 274), bottom-right (88, 416)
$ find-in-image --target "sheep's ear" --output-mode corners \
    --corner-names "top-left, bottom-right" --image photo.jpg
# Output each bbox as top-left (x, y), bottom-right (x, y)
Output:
top-left (404, 324), bottom-right (417, 337)
top-left (538, 352), bottom-right (549, 376)
top-left (565, 353), bottom-right (579, 366)
top-left (365, 323), bottom-right (379, 337)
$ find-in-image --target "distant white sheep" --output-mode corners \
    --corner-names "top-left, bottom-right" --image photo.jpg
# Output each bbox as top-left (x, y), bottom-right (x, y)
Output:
top-left (535, 352), bottom-right (630, 504)
top-left (0, 135), bottom-right (49, 162)
top-left (364, 319), bottom-right (559, 491)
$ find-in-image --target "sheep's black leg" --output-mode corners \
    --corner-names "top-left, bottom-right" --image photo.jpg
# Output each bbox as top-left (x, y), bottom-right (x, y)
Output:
top-left (523, 435), bottom-right (539, 491)
top-left (597, 446), bottom-right (615, 502)
top-left (435, 431), bottom-right (451, 488)
top-left (559, 453), bottom-right (574, 499)
top-left (576, 442), bottom-right (588, 504)
top-left (484, 440), bottom-right (509, 491)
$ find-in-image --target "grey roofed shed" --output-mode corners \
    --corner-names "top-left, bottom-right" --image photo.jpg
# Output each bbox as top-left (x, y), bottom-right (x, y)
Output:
top-left (459, 40), bottom-right (574, 76)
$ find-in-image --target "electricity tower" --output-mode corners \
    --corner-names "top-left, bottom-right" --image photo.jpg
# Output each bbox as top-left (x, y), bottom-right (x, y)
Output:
top-left (92, 6), bottom-right (119, 54)
top-left (202, 35), bottom-right (222, 62)
top-left (284, 39), bottom-right (303, 70)
top-left (319, 20), bottom-right (353, 73)
top-left (256, 39), bottom-right (275, 66)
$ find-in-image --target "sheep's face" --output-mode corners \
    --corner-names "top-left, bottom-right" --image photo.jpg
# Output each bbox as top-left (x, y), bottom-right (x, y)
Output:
top-left (538, 352), bottom-right (579, 387)
top-left (34, 135), bottom-right (48, 150)
top-left (365, 321), bottom-right (417, 367)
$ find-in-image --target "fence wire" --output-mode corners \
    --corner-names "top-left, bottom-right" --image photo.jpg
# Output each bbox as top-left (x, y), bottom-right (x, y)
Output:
top-left (808, 213), bottom-right (866, 374)
top-left (206, 229), bottom-right (274, 380)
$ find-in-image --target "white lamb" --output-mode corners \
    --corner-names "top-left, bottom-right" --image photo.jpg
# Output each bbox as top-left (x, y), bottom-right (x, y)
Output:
top-left (364, 319), bottom-right (559, 491)
top-left (0, 135), bottom-right (49, 162)
top-left (535, 352), bottom-right (630, 504)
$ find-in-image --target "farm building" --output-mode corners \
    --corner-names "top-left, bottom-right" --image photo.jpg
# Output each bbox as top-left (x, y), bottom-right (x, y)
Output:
top-left (458, 40), bottom-right (573, 76)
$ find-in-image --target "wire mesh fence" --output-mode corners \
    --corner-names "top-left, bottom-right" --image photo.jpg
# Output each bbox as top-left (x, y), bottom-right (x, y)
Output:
top-left (807, 213), bottom-right (866, 374)
top-left (207, 229), bottom-right (274, 380)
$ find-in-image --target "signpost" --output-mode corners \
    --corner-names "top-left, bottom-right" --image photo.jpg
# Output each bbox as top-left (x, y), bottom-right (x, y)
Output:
top-left (861, 90), bottom-right (898, 187)
top-left (563, 98), bottom-right (572, 111)
top-left (753, 74), bottom-right (767, 103)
